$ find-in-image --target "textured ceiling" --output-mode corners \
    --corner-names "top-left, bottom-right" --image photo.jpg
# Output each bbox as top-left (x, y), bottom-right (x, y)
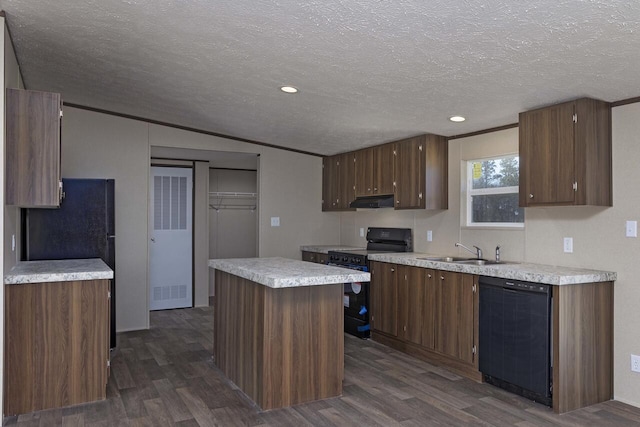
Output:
top-left (2, 0), bottom-right (640, 155)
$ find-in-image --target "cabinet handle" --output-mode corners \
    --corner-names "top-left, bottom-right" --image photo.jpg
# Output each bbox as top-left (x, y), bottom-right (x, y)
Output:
top-left (529, 193), bottom-right (534, 199)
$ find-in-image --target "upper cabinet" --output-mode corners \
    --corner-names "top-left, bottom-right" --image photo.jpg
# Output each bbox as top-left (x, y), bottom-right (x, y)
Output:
top-left (394, 134), bottom-right (448, 210)
top-left (322, 152), bottom-right (355, 212)
top-left (354, 143), bottom-right (394, 197)
top-left (324, 133), bottom-right (449, 211)
top-left (6, 88), bottom-right (63, 208)
top-left (519, 98), bottom-right (612, 207)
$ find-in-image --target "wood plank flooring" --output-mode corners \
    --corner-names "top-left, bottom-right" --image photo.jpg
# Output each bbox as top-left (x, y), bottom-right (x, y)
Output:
top-left (4, 305), bottom-right (640, 426)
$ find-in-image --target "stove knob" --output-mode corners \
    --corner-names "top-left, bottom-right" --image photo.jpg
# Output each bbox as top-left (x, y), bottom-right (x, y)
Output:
top-left (354, 258), bottom-right (361, 264)
top-left (342, 256), bottom-right (348, 262)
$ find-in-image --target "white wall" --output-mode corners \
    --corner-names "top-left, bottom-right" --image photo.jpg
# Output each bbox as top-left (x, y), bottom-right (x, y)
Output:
top-left (62, 109), bottom-right (150, 331)
top-left (61, 107), bottom-right (341, 331)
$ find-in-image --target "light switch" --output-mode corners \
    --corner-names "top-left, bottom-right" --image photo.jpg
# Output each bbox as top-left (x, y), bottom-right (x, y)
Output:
top-left (359, 228), bottom-right (365, 237)
top-left (270, 217), bottom-right (280, 227)
top-left (626, 220), bottom-right (637, 238)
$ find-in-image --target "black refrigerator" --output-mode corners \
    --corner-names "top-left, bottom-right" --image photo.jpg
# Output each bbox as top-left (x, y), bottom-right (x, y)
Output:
top-left (22, 178), bottom-right (116, 349)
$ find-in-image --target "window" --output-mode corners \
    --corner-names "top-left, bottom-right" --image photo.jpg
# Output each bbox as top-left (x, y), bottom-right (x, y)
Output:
top-left (466, 155), bottom-right (524, 227)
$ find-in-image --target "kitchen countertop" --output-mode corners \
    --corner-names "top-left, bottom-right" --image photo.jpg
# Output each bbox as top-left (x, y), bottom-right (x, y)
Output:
top-left (4, 258), bottom-right (114, 285)
top-left (367, 252), bottom-right (616, 285)
top-left (300, 245), bottom-right (365, 254)
top-left (209, 257), bottom-right (370, 288)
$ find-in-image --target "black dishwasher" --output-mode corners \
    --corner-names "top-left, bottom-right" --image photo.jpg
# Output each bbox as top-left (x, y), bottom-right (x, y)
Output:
top-left (479, 276), bottom-right (552, 406)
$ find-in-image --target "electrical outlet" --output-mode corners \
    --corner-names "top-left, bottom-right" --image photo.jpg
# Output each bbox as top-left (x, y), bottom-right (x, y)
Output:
top-left (270, 217), bottom-right (280, 227)
top-left (427, 230), bottom-right (433, 242)
top-left (631, 354), bottom-right (640, 373)
top-left (626, 221), bottom-right (637, 238)
top-left (359, 228), bottom-right (365, 237)
top-left (11, 234), bottom-right (15, 252)
top-left (563, 237), bottom-right (573, 253)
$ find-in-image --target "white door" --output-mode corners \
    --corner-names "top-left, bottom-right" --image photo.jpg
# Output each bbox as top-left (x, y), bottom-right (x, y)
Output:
top-left (149, 166), bottom-right (193, 310)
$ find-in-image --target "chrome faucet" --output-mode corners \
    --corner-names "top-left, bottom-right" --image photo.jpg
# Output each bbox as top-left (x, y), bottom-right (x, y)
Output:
top-left (455, 242), bottom-right (483, 259)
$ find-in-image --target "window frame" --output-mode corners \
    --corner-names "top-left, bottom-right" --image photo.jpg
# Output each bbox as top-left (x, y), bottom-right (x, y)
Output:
top-left (464, 155), bottom-right (524, 229)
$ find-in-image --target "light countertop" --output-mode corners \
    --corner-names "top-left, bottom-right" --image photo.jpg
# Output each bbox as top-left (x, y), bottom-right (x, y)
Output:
top-left (367, 253), bottom-right (616, 285)
top-left (300, 245), bottom-right (365, 254)
top-left (4, 258), bottom-right (114, 285)
top-left (209, 257), bottom-right (370, 288)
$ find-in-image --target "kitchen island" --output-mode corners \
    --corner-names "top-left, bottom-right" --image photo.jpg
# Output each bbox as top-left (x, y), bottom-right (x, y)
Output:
top-left (209, 257), bottom-right (369, 410)
top-left (4, 259), bottom-right (113, 416)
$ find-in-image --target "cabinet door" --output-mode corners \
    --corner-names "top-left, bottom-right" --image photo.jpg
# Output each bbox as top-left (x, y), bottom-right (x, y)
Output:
top-left (398, 265), bottom-right (422, 343)
top-left (519, 102), bottom-right (575, 206)
top-left (322, 155), bottom-right (339, 211)
top-left (422, 269), bottom-right (437, 349)
top-left (6, 88), bottom-right (62, 207)
top-left (370, 261), bottom-right (398, 336)
top-left (316, 253), bottom-right (328, 264)
top-left (338, 152), bottom-right (355, 210)
top-left (394, 137), bottom-right (425, 209)
top-left (5, 279), bottom-right (110, 415)
top-left (435, 271), bottom-right (476, 364)
top-left (301, 251), bottom-right (315, 262)
top-left (354, 148), bottom-right (374, 197)
top-left (373, 143), bottom-right (395, 195)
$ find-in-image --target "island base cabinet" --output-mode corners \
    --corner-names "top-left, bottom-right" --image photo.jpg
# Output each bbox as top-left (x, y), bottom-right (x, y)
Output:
top-left (214, 270), bottom-right (344, 410)
top-left (4, 280), bottom-right (110, 416)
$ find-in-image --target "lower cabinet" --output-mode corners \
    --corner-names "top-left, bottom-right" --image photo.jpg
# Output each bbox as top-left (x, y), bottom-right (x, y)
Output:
top-left (435, 270), bottom-right (476, 365)
top-left (371, 261), bottom-right (479, 380)
top-left (301, 251), bottom-right (329, 264)
top-left (370, 262), bottom-right (398, 336)
top-left (4, 280), bottom-right (111, 416)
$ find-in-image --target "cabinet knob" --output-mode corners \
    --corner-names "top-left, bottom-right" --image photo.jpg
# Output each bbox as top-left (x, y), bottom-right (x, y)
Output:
top-left (396, 200), bottom-right (400, 204)
top-left (391, 268), bottom-right (395, 272)
top-left (440, 276), bottom-right (444, 280)
top-left (529, 193), bottom-right (534, 199)
top-left (427, 273), bottom-right (432, 278)
top-left (374, 187), bottom-right (377, 191)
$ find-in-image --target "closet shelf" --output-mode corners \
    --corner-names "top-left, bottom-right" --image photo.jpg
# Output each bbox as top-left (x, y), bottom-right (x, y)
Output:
top-left (209, 191), bottom-right (257, 211)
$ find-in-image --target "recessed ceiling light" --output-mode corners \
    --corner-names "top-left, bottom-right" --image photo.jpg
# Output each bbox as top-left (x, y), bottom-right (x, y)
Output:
top-left (280, 86), bottom-right (298, 94)
top-left (449, 115), bottom-right (466, 122)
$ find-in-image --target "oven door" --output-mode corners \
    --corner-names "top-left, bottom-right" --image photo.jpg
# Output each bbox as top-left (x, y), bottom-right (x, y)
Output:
top-left (329, 263), bottom-right (371, 338)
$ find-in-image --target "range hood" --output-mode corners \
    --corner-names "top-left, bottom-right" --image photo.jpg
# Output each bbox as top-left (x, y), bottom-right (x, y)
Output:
top-left (349, 195), bottom-right (395, 209)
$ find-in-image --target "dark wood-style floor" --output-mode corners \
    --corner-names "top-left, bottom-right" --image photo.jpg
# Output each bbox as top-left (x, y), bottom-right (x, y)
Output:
top-left (5, 305), bottom-right (640, 426)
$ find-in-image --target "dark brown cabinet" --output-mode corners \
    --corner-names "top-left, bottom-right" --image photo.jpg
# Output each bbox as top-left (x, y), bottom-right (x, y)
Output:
top-left (519, 98), bottom-right (611, 207)
top-left (4, 279), bottom-right (110, 415)
top-left (354, 143), bottom-right (394, 197)
top-left (370, 261), bottom-right (398, 337)
top-left (394, 134), bottom-right (448, 209)
top-left (398, 265), bottom-right (436, 348)
top-left (371, 262), bottom-right (479, 380)
top-left (6, 88), bottom-right (63, 207)
top-left (301, 250), bottom-right (328, 264)
top-left (322, 153), bottom-right (355, 211)
top-left (435, 271), bottom-right (477, 365)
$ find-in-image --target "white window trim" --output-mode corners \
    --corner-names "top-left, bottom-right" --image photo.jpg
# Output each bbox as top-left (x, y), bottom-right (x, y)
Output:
top-left (464, 157), bottom-right (524, 229)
